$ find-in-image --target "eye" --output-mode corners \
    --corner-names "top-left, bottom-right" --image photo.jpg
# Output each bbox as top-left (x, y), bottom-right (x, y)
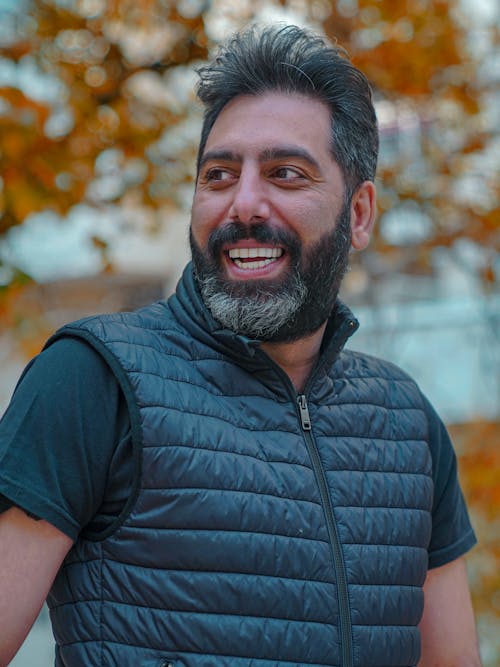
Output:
top-left (205, 167), bottom-right (233, 182)
top-left (271, 166), bottom-right (304, 180)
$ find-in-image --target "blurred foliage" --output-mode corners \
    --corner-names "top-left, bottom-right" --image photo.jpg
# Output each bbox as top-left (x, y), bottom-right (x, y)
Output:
top-left (321, 0), bottom-right (499, 286)
top-left (450, 421), bottom-right (500, 665)
top-left (0, 0), bottom-right (208, 238)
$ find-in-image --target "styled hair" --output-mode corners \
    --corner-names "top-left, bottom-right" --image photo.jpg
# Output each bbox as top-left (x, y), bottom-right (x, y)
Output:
top-left (195, 24), bottom-right (379, 195)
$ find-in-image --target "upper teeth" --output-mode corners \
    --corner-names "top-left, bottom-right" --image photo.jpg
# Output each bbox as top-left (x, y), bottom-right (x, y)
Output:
top-left (228, 247), bottom-right (283, 259)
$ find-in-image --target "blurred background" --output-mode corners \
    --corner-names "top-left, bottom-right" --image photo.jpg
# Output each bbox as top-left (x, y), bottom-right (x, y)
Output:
top-left (0, 0), bottom-right (498, 664)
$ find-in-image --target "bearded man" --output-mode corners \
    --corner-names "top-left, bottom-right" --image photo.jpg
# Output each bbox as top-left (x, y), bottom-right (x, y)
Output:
top-left (0, 24), bottom-right (481, 667)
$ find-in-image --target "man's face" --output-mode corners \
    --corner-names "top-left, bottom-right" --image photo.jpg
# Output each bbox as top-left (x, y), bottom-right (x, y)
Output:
top-left (190, 91), bottom-right (353, 342)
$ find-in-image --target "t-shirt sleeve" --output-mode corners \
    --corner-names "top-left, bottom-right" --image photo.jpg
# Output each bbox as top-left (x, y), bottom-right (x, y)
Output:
top-left (0, 337), bottom-right (130, 541)
top-left (424, 395), bottom-right (477, 569)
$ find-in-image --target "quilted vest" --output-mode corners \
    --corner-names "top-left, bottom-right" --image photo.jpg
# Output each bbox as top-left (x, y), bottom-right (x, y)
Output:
top-left (47, 265), bottom-right (433, 667)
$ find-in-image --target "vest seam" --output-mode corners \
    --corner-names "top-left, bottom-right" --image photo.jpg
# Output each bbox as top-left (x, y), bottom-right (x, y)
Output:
top-left (141, 404), bottom-right (302, 434)
top-left (58, 327), bottom-right (284, 382)
top-left (325, 505), bottom-right (431, 511)
top-left (72, 308), bottom-right (173, 334)
top-left (351, 622), bottom-right (420, 627)
top-left (50, 586), bottom-right (423, 614)
top-left (139, 486), bottom-right (323, 506)
top-left (138, 403), bottom-right (430, 442)
top-left (142, 443), bottom-right (313, 468)
top-left (69, 333), bottom-right (243, 364)
top-left (140, 400), bottom-right (428, 415)
top-left (123, 366), bottom-right (423, 399)
top-left (140, 467), bottom-right (431, 484)
top-left (136, 485), bottom-right (432, 510)
top-left (315, 403), bottom-right (426, 412)
top-left (53, 599), bottom-right (340, 625)
top-left (344, 542), bottom-right (429, 549)
top-left (349, 582), bottom-right (422, 588)
top-left (131, 369), bottom-right (290, 400)
top-left (55, 561), bottom-right (336, 584)
top-left (332, 374), bottom-right (419, 383)
top-left (142, 435), bottom-right (430, 447)
top-left (49, 576), bottom-right (424, 602)
top-left (127, 367), bottom-right (292, 399)
top-left (55, 639), bottom-right (341, 666)
top-left (111, 525), bottom-right (331, 543)
top-left (323, 469), bottom-right (431, 477)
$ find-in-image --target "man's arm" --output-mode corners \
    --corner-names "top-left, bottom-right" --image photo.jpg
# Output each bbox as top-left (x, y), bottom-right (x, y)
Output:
top-left (418, 556), bottom-right (481, 667)
top-left (0, 507), bottom-right (72, 667)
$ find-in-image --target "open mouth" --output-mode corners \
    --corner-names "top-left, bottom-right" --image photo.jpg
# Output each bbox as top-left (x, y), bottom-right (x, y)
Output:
top-left (227, 247), bottom-right (284, 270)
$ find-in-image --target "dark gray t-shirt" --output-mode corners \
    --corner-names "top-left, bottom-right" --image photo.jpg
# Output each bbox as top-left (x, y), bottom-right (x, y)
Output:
top-left (0, 338), bottom-right (133, 538)
top-left (0, 338), bottom-right (476, 567)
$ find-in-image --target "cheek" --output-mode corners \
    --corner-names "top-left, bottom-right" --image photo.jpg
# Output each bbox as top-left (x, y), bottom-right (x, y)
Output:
top-left (190, 191), bottom-right (227, 246)
top-left (190, 197), bottom-right (212, 246)
top-left (278, 198), bottom-right (336, 242)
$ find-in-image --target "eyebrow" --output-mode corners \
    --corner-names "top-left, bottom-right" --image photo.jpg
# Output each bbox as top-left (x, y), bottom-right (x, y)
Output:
top-left (260, 146), bottom-right (321, 171)
top-left (198, 150), bottom-right (239, 171)
top-left (199, 145), bottom-right (321, 172)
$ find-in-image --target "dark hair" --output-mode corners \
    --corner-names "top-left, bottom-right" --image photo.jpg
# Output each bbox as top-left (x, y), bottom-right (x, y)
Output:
top-left (195, 24), bottom-right (379, 196)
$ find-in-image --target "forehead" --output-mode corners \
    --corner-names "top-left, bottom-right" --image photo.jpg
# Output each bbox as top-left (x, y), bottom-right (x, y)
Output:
top-left (203, 91), bottom-right (334, 160)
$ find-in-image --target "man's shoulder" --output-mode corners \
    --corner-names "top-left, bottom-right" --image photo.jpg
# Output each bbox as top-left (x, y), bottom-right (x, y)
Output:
top-left (44, 300), bottom-right (179, 352)
top-left (62, 300), bottom-right (173, 335)
top-left (334, 348), bottom-right (435, 429)
top-left (338, 347), bottom-right (421, 385)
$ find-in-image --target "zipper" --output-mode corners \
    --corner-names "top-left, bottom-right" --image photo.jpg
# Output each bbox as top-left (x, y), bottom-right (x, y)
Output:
top-left (252, 341), bottom-right (355, 666)
top-left (297, 394), bottom-right (312, 430)
top-left (297, 393), bottom-right (353, 667)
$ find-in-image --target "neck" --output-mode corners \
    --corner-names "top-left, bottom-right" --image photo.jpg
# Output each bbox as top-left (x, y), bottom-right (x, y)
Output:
top-left (260, 323), bottom-right (327, 393)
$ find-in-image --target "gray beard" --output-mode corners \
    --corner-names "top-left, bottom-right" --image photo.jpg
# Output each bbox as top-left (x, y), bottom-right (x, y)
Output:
top-left (199, 270), bottom-right (308, 340)
top-left (190, 198), bottom-right (352, 342)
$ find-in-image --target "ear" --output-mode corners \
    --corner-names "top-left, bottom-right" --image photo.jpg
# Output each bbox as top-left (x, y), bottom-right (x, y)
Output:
top-left (350, 180), bottom-right (377, 251)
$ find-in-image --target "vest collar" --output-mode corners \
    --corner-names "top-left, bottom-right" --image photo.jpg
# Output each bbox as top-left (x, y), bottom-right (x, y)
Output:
top-left (169, 262), bottom-right (359, 377)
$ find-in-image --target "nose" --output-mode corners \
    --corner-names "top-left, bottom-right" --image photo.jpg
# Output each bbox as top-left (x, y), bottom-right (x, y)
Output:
top-left (228, 165), bottom-right (270, 223)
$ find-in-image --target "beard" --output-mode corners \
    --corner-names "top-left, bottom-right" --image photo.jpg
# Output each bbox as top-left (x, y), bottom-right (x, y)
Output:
top-left (190, 198), bottom-right (352, 343)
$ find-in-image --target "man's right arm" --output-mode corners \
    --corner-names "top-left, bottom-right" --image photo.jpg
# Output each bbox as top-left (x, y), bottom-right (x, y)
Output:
top-left (0, 336), bottom-right (132, 664)
top-left (0, 507), bottom-right (72, 666)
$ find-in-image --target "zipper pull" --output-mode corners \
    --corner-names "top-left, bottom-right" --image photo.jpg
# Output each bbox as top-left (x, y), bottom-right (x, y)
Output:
top-left (297, 394), bottom-right (312, 431)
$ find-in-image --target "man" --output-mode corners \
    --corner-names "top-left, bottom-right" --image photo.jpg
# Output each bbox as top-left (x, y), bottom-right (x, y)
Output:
top-left (0, 24), bottom-right (480, 667)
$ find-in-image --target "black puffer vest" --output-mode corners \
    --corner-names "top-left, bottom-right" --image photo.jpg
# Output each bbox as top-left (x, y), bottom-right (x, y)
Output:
top-left (47, 265), bottom-right (433, 667)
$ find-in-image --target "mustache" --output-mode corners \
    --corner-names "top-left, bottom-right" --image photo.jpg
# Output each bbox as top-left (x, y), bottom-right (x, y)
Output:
top-left (207, 222), bottom-right (301, 259)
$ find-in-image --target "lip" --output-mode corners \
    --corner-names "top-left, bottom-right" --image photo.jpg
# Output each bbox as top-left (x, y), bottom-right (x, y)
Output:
top-left (222, 241), bottom-right (288, 280)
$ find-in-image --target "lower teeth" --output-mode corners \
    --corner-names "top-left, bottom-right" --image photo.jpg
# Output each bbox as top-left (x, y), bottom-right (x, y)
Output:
top-left (234, 258), bottom-right (274, 269)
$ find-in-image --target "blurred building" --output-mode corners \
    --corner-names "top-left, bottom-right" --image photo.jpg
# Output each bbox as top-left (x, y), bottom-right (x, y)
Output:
top-left (0, 272), bottom-right (169, 415)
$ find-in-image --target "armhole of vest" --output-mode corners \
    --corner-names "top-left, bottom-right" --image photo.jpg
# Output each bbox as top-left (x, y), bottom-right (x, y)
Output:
top-left (46, 327), bottom-right (143, 542)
